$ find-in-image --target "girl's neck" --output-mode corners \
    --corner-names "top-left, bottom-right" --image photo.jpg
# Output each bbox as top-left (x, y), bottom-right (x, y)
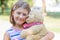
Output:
top-left (13, 24), bottom-right (24, 31)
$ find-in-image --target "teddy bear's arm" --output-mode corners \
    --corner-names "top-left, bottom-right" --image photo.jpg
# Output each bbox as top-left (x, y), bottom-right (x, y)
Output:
top-left (35, 26), bottom-right (48, 39)
top-left (28, 24), bottom-right (45, 34)
top-left (26, 35), bottom-right (40, 40)
top-left (20, 29), bottom-right (29, 38)
top-left (26, 26), bottom-right (48, 40)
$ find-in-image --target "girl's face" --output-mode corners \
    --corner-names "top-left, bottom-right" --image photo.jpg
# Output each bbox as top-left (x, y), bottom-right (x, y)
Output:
top-left (13, 8), bottom-right (29, 25)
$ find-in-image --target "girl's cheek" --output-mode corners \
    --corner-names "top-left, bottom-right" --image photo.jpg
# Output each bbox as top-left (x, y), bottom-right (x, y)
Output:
top-left (13, 15), bottom-right (19, 21)
top-left (14, 16), bottom-right (17, 19)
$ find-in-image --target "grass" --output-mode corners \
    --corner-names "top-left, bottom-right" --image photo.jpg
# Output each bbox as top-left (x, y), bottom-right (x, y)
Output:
top-left (47, 27), bottom-right (60, 33)
top-left (44, 12), bottom-right (60, 33)
top-left (0, 15), bottom-right (9, 21)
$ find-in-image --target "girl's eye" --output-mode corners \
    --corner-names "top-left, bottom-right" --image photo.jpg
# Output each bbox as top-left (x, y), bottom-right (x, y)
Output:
top-left (23, 13), bottom-right (27, 16)
top-left (17, 12), bottom-right (21, 15)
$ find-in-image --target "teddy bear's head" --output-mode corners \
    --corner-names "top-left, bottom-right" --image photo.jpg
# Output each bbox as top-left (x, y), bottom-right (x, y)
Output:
top-left (26, 9), bottom-right (44, 23)
top-left (26, 12), bottom-right (35, 23)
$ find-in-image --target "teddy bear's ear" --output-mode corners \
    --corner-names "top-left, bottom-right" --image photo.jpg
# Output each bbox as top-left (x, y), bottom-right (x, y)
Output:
top-left (26, 14), bottom-right (34, 22)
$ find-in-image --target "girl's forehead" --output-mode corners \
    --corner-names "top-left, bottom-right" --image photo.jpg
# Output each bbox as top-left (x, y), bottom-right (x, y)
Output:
top-left (14, 7), bottom-right (28, 13)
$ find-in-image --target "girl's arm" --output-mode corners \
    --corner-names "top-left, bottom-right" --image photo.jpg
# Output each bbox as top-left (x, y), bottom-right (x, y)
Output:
top-left (40, 31), bottom-right (54, 40)
top-left (3, 32), bottom-right (10, 40)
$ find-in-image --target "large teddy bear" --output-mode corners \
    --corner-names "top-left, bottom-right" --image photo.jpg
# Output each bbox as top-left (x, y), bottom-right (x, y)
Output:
top-left (20, 8), bottom-right (48, 40)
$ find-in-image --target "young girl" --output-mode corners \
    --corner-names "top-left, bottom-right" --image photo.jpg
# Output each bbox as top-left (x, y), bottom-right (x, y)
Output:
top-left (3, 0), bottom-right (54, 40)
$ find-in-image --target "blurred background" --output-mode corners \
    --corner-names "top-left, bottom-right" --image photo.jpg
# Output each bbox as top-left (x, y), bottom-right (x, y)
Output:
top-left (0, 0), bottom-right (60, 40)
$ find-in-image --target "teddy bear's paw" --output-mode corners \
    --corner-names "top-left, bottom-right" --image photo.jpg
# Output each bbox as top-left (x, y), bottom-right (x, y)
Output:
top-left (20, 30), bottom-right (28, 38)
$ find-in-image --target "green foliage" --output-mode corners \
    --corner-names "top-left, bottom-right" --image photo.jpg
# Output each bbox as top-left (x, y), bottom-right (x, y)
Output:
top-left (47, 12), bottom-right (60, 18)
top-left (7, 0), bottom-right (17, 8)
top-left (24, 0), bottom-right (33, 7)
top-left (0, 0), bottom-right (33, 15)
top-left (56, 0), bottom-right (60, 4)
top-left (0, 0), bottom-right (1, 6)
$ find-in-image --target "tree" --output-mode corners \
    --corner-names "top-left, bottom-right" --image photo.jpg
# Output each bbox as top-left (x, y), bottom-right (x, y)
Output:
top-left (1, 0), bottom-right (17, 15)
top-left (0, 0), bottom-right (33, 15)
top-left (56, 0), bottom-right (59, 4)
top-left (42, 0), bottom-right (46, 16)
top-left (56, 0), bottom-right (60, 4)
top-left (1, 0), bottom-right (8, 15)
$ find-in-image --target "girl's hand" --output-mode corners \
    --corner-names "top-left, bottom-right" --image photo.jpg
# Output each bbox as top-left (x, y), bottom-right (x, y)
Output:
top-left (40, 31), bottom-right (54, 40)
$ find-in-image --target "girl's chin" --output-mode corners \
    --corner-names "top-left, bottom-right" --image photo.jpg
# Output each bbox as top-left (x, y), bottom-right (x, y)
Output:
top-left (16, 23), bottom-right (23, 26)
top-left (17, 22), bottom-right (24, 25)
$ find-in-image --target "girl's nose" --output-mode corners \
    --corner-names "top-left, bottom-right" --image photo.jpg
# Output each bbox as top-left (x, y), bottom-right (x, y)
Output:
top-left (19, 14), bottom-right (23, 18)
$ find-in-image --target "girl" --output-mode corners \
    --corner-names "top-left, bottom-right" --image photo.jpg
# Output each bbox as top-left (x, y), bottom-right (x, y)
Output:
top-left (3, 0), bottom-right (54, 40)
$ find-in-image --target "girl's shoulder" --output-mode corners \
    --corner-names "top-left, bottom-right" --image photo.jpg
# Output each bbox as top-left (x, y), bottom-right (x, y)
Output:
top-left (6, 27), bottom-right (25, 40)
top-left (6, 27), bottom-right (21, 34)
top-left (6, 27), bottom-right (21, 38)
top-left (6, 27), bottom-right (13, 33)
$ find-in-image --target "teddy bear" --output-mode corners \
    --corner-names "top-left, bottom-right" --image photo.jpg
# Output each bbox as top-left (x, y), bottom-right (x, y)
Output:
top-left (20, 8), bottom-right (48, 40)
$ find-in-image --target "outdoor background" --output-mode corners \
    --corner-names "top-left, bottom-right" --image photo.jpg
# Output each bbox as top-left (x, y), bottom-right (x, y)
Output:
top-left (0, 0), bottom-right (60, 40)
